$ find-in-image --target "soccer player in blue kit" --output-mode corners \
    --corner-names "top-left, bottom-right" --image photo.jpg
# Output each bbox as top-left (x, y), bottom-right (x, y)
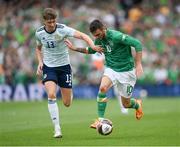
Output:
top-left (35, 8), bottom-right (103, 138)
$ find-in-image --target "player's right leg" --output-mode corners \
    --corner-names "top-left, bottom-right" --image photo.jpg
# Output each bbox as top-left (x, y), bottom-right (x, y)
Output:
top-left (43, 64), bottom-right (62, 138)
top-left (90, 75), bottom-right (113, 129)
top-left (44, 81), bottom-right (62, 138)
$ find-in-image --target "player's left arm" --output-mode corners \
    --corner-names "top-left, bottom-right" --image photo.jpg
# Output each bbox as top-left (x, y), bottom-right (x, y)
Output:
top-left (117, 33), bottom-right (143, 78)
top-left (64, 39), bottom-right (96, 54)
top-left (129, 36), bottom-right (143, 78)
top-left (135, 51), bottom-right (143, 78)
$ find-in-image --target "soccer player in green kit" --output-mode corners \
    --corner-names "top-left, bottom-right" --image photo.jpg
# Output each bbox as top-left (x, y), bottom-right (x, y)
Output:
top-left (65, 19), bottom-right (144, 128)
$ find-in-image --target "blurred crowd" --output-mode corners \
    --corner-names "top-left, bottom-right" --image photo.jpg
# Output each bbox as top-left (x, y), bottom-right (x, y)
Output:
top-left (0, 0), bottom-right (179, 85)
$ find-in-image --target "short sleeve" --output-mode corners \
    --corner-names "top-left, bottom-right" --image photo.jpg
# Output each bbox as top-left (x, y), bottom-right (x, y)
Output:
top-left (114, 31), bottom-right (142, 52)
top-left (63, 25), bottom-right (76, 37)
top-left (35, 31), bottom-right (42, 46)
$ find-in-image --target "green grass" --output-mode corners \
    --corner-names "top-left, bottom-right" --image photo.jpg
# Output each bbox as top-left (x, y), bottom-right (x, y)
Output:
top-left (0, 98), bottom-right (180, 146)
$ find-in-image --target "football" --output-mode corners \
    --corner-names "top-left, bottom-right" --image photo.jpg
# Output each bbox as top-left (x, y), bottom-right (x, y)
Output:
top-left (96, 119), bottom-right (113, 136)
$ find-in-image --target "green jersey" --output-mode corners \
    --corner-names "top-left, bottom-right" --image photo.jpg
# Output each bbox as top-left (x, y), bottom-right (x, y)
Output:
top-left (88, 29), bottom-right (142, 72)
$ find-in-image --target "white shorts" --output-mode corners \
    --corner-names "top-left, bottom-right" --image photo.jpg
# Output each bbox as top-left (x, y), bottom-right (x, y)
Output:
top-left (104, 67), bottom-right (137, 98)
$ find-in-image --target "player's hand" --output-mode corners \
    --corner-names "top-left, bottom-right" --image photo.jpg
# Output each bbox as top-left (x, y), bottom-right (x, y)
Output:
top-left (64, 39), bottom-right (76, 51)
top-left (136, 63), bottom-right (143, 78)
top-left (92, 45), bottom-right (104, 54)
top-left (36, 62), bottom-right (43, 76)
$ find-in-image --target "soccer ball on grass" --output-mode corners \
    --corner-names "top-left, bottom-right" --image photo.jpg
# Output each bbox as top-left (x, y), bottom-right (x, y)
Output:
top-left (96, 119), bottom-right (113, 136)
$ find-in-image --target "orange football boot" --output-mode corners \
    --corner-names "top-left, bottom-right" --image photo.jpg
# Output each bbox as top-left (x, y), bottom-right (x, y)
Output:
top-left (90, 119), bottom-right (100, 129)
top-left (136, 99), bottom-right (143, 120)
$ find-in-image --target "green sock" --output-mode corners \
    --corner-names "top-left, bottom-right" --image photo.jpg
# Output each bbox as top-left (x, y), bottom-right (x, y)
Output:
top-left (130, 98), bottom-right (139, 110)
top-left (97, 92), bottom-right (107, 118)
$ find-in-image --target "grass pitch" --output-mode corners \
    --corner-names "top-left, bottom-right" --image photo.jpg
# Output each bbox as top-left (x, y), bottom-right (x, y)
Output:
top-left (0, 97), bottom-right (180, 146)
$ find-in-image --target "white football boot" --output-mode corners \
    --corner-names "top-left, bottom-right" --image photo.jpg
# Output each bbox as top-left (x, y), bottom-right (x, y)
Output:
top-left (54, 125), bottom-right (62, 138)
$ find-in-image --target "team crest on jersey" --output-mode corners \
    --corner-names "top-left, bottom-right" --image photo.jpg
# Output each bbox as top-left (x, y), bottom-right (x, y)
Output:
top-left (55, 34), bottom-right (62, 41)
top-left (109, 41), bottom-right (113, 47)
top-left (43, 74), bottom-right (47, 79)
top-left (122, 34), bottom-right (127, 41)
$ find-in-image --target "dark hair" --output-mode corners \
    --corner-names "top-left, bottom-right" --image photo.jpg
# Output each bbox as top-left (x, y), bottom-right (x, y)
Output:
top-left (89, 19), bottom-right (104, 33)
top-left (43, 8), bottom-right (57, 20)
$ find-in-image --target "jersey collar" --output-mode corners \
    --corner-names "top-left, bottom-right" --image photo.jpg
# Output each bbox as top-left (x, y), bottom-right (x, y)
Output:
top-left (44, 24), bottom-right (57, 34)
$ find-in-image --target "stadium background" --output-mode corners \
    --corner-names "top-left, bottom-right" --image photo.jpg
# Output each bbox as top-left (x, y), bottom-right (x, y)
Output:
top-left (0, 0), bottom-right (179, 101)
top-left (0, 0), bottom-right (180, 146)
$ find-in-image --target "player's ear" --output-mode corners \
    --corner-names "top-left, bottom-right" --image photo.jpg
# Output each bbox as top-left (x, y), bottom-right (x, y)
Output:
top-left (42, 19), bottom-right (46, 25)
top-left (103, 26), bottom-right (106, 31)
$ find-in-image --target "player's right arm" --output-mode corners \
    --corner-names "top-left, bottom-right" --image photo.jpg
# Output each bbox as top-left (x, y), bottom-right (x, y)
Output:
top-left (36, 45), bottom-right (43, 75)
top-left (35, 31), bottom-right (43, 75)
top-left (64, 39), bottom-right (96, 54)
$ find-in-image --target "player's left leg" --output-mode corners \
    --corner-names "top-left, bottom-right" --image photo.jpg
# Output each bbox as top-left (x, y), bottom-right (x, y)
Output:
top-left (121, 96), bottom-right (143, 120)
top-left (117, 69), bottom-right (143, 120)
top-left (113, 85), bottom-right (128, 114)
top-left (57, 64), bottom-right (73, 107)
top-left (119, 83), bottom-right (143, 120)
top-left (60, 88), bottom-right (73, 107)
top-left (119, 96), bottom-right (129, 114)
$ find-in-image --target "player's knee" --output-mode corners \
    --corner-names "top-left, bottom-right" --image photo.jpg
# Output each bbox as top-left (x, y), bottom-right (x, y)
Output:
top-left (97, 97), bottom-right (108, 102)
top-left (48, 92), bottom-right (56, 99)
top-left (64, 102), bottom-right (71, 107)
top-left (100, 86), bottom-right (108, 93)
top-left (122, 101), bottom-right (130, 108)
top-left (63, 98), bottom-right (72, 107)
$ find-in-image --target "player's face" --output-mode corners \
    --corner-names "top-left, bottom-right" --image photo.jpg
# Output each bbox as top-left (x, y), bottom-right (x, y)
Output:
top-left (92, 28), bottom-right (106, 40)
top-left (44, 19), bottom-right (57, 32)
